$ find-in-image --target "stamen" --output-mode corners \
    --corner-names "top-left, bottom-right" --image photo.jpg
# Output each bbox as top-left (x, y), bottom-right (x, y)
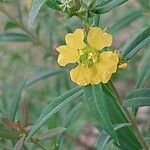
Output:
top-left (79, 46), bottom-right (100, 67)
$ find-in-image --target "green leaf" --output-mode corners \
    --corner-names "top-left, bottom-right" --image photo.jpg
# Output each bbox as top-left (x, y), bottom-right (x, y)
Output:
top-left (84, 84), bottom-right (118, 142)
top-left (121, 27), bottom-right (150, 60)
top-left (0, 33), bottom-right (30, 42)
top-left (84, 83), bottom-right (141, 149)
top-left (97, 123), bottom-right (130, 150)
top-left (135, 63), bottom-right (150, 88)
top-left (93, 0), bottom-right (128, 14)
top-left (46, 0), bottom-right (62, 10)
top-left (0, 127), bottom-right (21, 140)
top-left (28, 0), bottom-right (46, 26)
top-left (137, 0), bottom-right (150, 9)
top-left (102, 84), bottom-right (142, 149)
top-left (25, 69), bottom-right (64, 86)
top-left (39, 127), bottom-right (66, 141)
top-left (9, 79), bottom-right (27, 121)
top-left (5, 22), bottom-right (18, 31)
top-left (62, 103), bottom-right (82, 127)
top-left (124, 88), bottom-right (150, 107)
top-left (132, 62), bottom-right (150, 116)
top-left (97, 0), bottom-right (113, 6)
top-left (110, 9), bottom-right (143, 34)
top-left (26, 86), bottom-right (83, 140)
top-left (28, 0), bottom-right (62, 25)
top-left (145, 137), bottom-right (150, 144)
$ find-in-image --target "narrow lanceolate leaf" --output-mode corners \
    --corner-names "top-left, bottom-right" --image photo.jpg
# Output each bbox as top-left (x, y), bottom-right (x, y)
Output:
top-left (110, 9), bottom-right (143, 34)
top-left (132, 63), bottom-right (150, 116)
top-left (5, 22), bottom-right (18, 31)
top-left (121, 27), bottom-right (150, 60)
top-left (26, 86), bottom-right (83, 140)
top-left (102, 84), bottom-right (142, 149)
top-left (46, 0), bottom-right (62, 10)
top-left (25, 69), bottom-right (64, 86)
top-left (93, 0), bottom-right (128, 14)
top-left (62, 103), bottom-right (82, 127)
top-left (137, 0), bottom-right (150, 9)
top-left (28, 0), bottom-right (46, 26)
top-left (97, 0), bottom-right (113, 6)
top-left (135, 63), bottom-right (150, 88)
top-left (97, 123), bottom-right (130, 150)
top-left (84, 84), bottom-right (118, 142)
top-left (9, 79), bottom-right (27, 121)
top-left (0, 33), bottom-right (30, 42)
top-left (39, 127), bottom-right (66, 141)
top-left (124, 88), bottom-right (150, 107)
top-left (14, 138), bottom-right (25, 150)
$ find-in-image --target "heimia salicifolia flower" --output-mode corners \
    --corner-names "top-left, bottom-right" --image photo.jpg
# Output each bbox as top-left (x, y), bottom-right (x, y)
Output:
top-left (56, 27), bottom-right (126, 86)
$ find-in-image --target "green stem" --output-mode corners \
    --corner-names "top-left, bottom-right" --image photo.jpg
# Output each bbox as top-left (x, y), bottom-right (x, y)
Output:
top-left (109, 81), bottom-right (149, 150)
top-left (92, 14), bottom-right (100, 26)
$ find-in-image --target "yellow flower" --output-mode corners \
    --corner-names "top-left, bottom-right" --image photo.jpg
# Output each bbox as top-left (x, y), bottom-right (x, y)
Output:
top-left (56, 27), bottom-right (120, 86)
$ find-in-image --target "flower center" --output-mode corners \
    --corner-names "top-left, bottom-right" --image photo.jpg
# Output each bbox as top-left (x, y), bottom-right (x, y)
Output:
top-left (78, 46), bottom-right (100, 67)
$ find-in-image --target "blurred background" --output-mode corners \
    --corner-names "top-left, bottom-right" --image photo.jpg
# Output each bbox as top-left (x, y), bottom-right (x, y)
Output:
top-left (0, 0), bottom-right (150, 149)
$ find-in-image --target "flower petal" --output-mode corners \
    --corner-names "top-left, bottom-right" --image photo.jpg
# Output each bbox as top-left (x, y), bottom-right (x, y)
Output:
top-left (87, 27), bottom-right (112, 50)
top-left (95, 51), bottom-right (119, 83)
top-left (65, 29), bottom-right (86, 49)
top-left (90, 65), bottom-right (101, 85)
top-left (56, 45), bottom-right (79, 66)
top-left (70, 64), bottom-right (91, 86)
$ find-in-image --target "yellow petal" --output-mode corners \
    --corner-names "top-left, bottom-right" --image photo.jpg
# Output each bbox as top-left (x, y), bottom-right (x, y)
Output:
top-left (87, 27), bottom-right (112, 50)
top-left (65, 29), bottom-right (86, 49)
top-left (56, 45), bottom-right (79, 66)
top-left (90, 65), bottom-right (101, 85)
top-left (103, 32), bottom-right (113, 47)
top-left (96, 51), bottom-right (119, 83)
top-left (70, 64), bottom-right (91, 86)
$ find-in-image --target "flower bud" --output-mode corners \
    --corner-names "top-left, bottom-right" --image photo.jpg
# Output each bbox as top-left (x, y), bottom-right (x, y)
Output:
top-left (60, 0), bottom-right (81, 15)
top-left (118, 63), bottom-right (128, 69)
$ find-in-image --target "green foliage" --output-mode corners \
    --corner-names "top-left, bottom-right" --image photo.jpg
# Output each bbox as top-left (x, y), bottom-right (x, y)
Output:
top-left (135, 63), bottom-right (150, 88)
top-left (46, 0), bottom-right (62, 10)
top-left (9, 79), bottom-right (27, 121)
top-left (124, 88), bottom-right (150, 107)
top-left (28, 0), bottom-right (47, 26)
top-left (93, 0), bottom-right (128, 14)
top-left (0, 127), bottom-right (22, 140)
top-left (97, 123), bottom-right (130, 150)
top-left (0, 0), bottom-right (150, 149)
top-left (0, 33), bottom-right (30, 42)
top-left (110, 9), bottom-right (143, 34)
top-left (25, 69), bottom-right (65, 86)
top-left (4, 22), bottom-right (18, 31)
top-left (27, 86), bottom-right (83, 140)
top-left (122, 27), bottom-right (150, 60)
top-left (84, 84), bottom-right (118, 142)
